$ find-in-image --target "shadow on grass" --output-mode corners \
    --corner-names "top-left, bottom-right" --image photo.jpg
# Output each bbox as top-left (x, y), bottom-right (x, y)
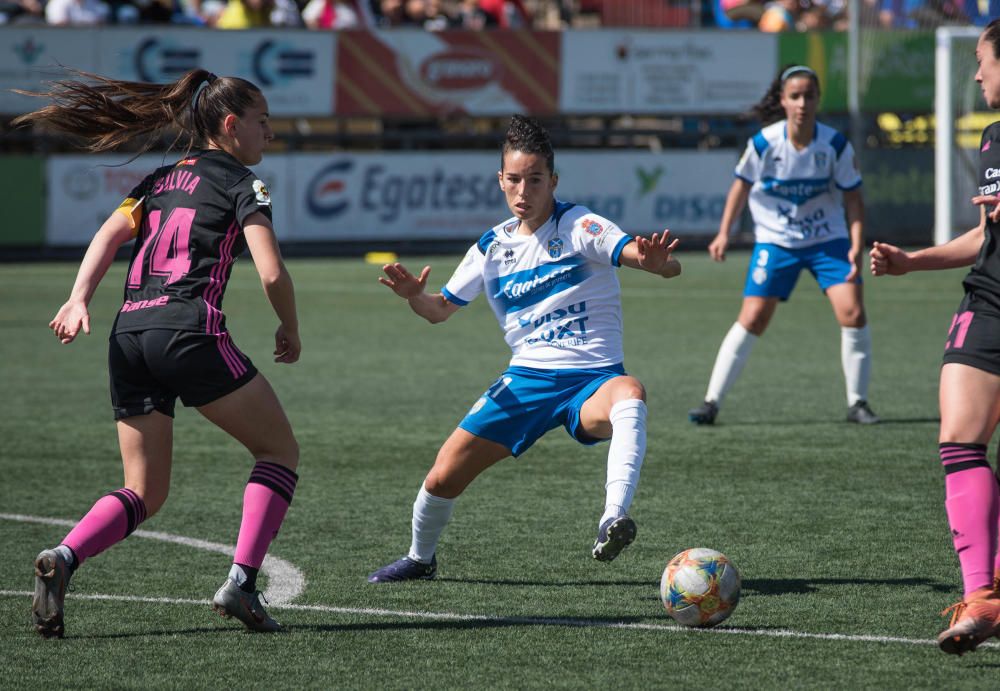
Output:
top-left (705, 417), bottom-right (940, 428)
top-left (744, 576), bottom-right (952, 595)
top-left (434, 577), bottom-right (655, 587)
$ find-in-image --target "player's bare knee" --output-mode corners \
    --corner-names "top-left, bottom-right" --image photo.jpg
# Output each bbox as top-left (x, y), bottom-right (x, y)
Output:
top-left (616, 377), bottom-right (646, 402)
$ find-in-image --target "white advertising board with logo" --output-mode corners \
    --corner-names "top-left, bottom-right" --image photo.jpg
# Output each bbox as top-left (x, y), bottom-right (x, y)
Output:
top-left (560, 31), bottom-right (776, 114)
top-left (0, 29), bottom-right (98, 114)
top-left (46, 150), bottom-right (732, 245)
top-left (94, 28), bottom-right (335, 116)
top-left (46, 154), bottom-right (290, 245)
top-left (0, 28), bottom-right (334, 117)
top-left (287, 150), bottom-right (733, 240)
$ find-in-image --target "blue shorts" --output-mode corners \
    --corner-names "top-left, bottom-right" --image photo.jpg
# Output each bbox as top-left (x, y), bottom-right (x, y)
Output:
top-left (458, 364), bottom-right (626, 457)
top-left (743, 239), bottom-right (860, 301)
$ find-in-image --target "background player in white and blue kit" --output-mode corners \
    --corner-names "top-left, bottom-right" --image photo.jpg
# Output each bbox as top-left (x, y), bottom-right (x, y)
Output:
top-left (368, 115), bottom-right (681, 582)
top-left (689, 65), bottom-right (879, 426)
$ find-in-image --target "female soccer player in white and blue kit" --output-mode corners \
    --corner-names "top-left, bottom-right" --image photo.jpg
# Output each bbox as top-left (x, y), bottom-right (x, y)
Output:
top-left (689, 65), bottom-right (878, 426)
top-left (368, 115), bottom-right (681, 582)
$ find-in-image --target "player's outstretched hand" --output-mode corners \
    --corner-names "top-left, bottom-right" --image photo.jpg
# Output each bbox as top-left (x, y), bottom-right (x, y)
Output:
top-left (870, 241), bottom-right (910, 276)
top-left (379, 262), bottom-right (431, 299)
top-left (972, 194), bottom-right (1000, 223)
top-left (274, 324), bottom-right (301, 364)
top-left (707, 232), bottom-right (729, 262)
top-left (636, 230), bottom-right (680, 276)
top-left (49, 300), bottom-right (90, 344)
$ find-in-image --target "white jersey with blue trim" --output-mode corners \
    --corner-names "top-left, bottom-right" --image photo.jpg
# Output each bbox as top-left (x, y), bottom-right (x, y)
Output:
top-left (442, 201), bottom-right (634, 369)
top-left (735, 119), bottom-right (862, 249)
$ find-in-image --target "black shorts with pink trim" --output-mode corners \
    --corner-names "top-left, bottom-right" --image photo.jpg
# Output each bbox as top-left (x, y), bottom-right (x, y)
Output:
top-left (942, 293), bottom-right (1000, 377)
top-left (109, 328), bottom-right (257, 420)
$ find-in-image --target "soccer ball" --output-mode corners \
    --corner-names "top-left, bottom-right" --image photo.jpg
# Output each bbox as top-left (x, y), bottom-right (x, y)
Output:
top-left (660, 547), bottom-right (741, 628)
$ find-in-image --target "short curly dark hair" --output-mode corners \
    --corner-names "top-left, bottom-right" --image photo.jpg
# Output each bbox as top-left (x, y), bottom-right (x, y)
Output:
top-left (501, 114), bottom-right (554, 173)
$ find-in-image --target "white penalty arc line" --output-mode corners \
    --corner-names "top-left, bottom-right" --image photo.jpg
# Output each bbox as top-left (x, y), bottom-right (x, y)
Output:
top-left (0, 589), bottom-right (994, 650)
top-left (1, 512), bottom-right (304, 605)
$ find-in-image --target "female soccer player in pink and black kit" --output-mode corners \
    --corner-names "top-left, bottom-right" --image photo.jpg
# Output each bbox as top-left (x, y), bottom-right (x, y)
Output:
top-left (871, 20), bottom-right (1000, 655)
top-left (14, 69), bottom-right (301, 636)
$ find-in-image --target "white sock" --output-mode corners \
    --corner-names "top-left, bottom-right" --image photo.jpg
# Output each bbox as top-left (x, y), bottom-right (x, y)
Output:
top-left (408, 485), bottom-right (455, 564)
top-left (600, 399), bottom-right (647, 526)
top-left (841, 325), bottom-right (872, 405)
top-left (228, 563), bottom-right (251, 587)
top-left (705, 322), bottom-right (758, 405)
top-left (54, 544), bottom-right (76, 569)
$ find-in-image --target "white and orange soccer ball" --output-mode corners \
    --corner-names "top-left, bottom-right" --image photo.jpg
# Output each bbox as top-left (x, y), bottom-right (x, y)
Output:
top-left (660, 547), bottom-right (741, 628)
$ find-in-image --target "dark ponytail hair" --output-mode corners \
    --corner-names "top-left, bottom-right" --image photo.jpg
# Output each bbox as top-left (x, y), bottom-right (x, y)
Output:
top-left (750, 64), bottom-right (821, 126)
top-left (985, 19), bottom-right (1000, 59)
top-left (501, 114), bottom-right (555, 174)
top-left (11, 68), bottom-right (262, 155)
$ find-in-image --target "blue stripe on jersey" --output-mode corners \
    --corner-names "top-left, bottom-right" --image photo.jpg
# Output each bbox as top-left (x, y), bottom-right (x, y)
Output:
top-left (441, 286), bottom-right (468, 306)
top-left (488, 255), bottom-right (594, 314)
top-left (735, 172), bottom-right (754, 183)
top-left (830, 131), bottom-right (848, 158)
top-left (553, 200), bottom-right (577, 226)
top-left (836, 179), bottom-right (863, 191)
top-left (752, 132), bottom-right (769, 157)
top-left (477, 229), bottom-right (497, 255)
top-left (611, 235), bottom-right (633, 267)
top-left (760, 176), bottom-right (831, 205)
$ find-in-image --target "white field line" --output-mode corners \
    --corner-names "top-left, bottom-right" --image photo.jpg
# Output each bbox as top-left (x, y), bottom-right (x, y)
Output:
top-left (1, 512), bottom-right (304, 604)
top-left (5, 513), bottom-right (996, 650)
top-left (1, 589), bottom-right (995, 650)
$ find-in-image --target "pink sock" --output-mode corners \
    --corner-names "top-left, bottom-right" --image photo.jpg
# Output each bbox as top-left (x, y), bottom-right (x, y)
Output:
top-left (233, 462), bottom-right (298, 568)
top-left (940, 443), bottom-right (998, 597)
top-left (61, 488), bottom-right (147, 566)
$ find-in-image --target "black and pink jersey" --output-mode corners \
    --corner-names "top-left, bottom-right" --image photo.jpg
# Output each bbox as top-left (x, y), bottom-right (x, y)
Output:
top-left (964, 122), bottom-right (1000, 308)
top-left (112, 149), bottom-right (272, 335)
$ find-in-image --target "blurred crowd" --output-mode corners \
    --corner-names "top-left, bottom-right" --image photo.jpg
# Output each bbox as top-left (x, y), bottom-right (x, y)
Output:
top-left (0, 0), bottom-right (995, 31)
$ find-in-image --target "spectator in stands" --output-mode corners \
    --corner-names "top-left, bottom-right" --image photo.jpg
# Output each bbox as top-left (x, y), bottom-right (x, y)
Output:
top-left (454, 0), bottom-right (487, 28)
top-left (45, 0), bottom-right (109, 24)
top-left (757, 0), bottom-right (800, 31)
top-left (479, 0), bottom-right (530, 27)
top-left (718, 0), bottom-right (765, 24)
top-left (0, 0), bottom-right (44, 23)
top-left (423, 0), bottom-right (452, 29)
top-left (403, 0), bottom-right (426, 23)
top-left (302, 0), bottom-right (360, 28)
top-left (214, 0), bottom-right (300, 27)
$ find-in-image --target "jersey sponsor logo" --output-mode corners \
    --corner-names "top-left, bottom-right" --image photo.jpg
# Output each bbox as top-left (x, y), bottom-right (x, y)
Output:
top-left (581, 218), bottom-right (605, 236)
top-left (119, 295), bottom-right (169, 312)
top-left (979, 181), bottom-right (1000, 196)
top-left (177, 158), bottom-right (199, 166)
top-left (986, 168), bottom-right (1000, 180)
top-left (759, 177), bottom-right (830, 205)
top-left (253, 179), bottom-right (272, 205)
top-left (503, 248), bottom-right (517, 265)
top-left (151, 169), bottom-right (201, 197)
top-left (489, 255), bottom-right (592, 314)
top-left (523, 302), bottom-right (590, 347)
top-left (547, 237), bottom-right (563, 259)
top-left (487, 240), bottom-right (502, 257)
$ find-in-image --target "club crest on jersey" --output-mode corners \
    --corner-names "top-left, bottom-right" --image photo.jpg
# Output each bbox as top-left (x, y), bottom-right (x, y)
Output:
top-left (253, 179), bottom-right (271, 205)
top-left (581, 218), bottom-right (605, 236)
top-left (814, 152), bottom-right (828, 168)
top-left (548, 238), bottom-right (563, 259)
